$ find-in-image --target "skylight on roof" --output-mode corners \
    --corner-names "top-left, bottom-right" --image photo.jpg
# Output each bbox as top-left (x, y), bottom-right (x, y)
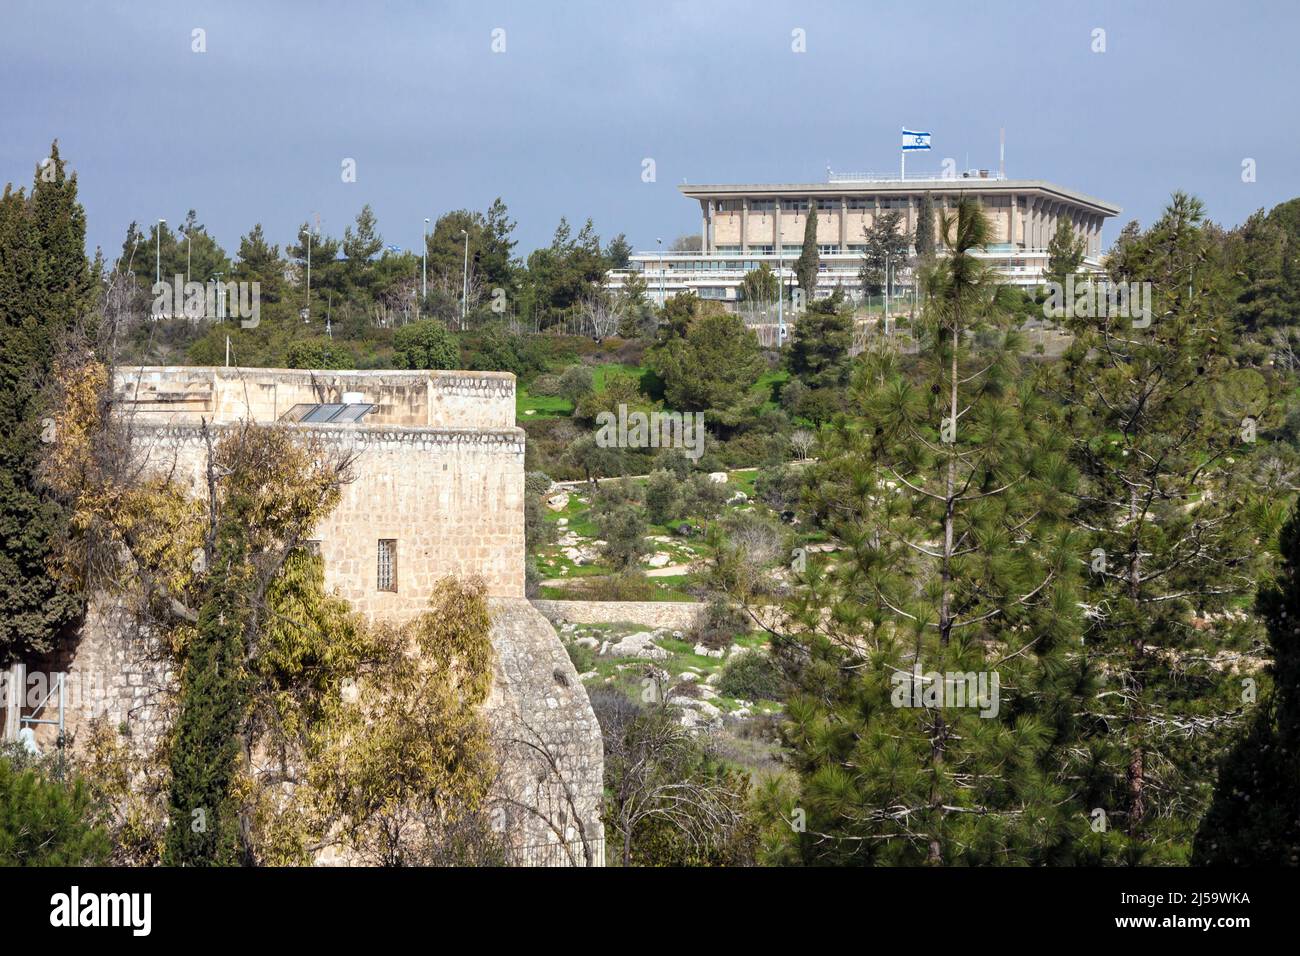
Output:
top-left (280, 402), bottom-right (374, 424)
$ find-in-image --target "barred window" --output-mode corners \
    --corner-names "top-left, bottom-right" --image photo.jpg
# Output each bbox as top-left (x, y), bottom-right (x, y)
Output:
top-left (377, 539), bottom-right (397, 592)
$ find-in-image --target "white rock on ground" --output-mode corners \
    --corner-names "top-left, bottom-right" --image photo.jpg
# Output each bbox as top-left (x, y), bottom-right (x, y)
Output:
top-left (708, 472), bottom-right (728, 484)
top-left (545, 491), bottom-right (570, 511)
top-left (675, 697), bottom-right (723, 730)
top-left (646, 551), bottom-right (672, 568)
top-left (608, 631), bottom-right (670, 660)
top-left (694, 642), bottom-right (725, 658)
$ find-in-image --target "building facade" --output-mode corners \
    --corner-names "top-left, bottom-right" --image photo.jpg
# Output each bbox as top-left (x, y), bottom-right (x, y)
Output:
top-left (607, 172), bottom-right (1122, 307)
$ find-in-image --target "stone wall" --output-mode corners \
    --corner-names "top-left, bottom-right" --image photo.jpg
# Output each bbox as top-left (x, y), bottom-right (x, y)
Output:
top-left (486, 599), bottom-right (605, 866)
top-left (130, 420), bottom-right (525, 605)
top-left (532, 599), bottom-right (708, 631)
top-left (7, 366), bottom-right (604, 865)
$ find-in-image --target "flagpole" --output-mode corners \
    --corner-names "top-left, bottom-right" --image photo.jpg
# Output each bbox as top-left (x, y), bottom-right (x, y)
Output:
top-left (901, 151), bottom-right (905, 181)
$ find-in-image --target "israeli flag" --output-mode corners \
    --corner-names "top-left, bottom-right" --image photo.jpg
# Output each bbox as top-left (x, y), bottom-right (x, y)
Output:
top-left (902, 129), bottom-right (932, 151)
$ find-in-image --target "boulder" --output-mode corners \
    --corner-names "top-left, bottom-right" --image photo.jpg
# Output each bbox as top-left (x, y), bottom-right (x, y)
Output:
top-left (646, 551), bottom-right (672, 568)
top-left (609, 631), bottom-right (670, 660)
top-left (545, 490), bottom-right (570, 512)
top-left (708, 472), bottom-right (728, 484)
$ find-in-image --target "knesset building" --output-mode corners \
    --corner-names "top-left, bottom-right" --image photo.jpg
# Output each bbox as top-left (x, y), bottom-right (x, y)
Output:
top-left (605, 170), bottom-right (1121, 308)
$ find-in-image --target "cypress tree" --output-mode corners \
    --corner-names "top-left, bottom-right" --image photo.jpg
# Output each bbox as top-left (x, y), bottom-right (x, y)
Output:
top-left (914, 191), bottom-right (937, 261)
top-left (794, 208), bottom-right (820, 305)
top-left (0, 141), bottom-right (91, 660)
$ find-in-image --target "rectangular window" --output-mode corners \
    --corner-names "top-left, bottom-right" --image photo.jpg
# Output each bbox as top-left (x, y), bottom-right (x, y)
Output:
top-left (817, 198), bottom-right (836, 210)
top-left (749, 199), bottom-right (774, 213)
top-left (377, 539), bottom-right (397, 592)
top-left (846, 197), bottom-right (872, 210)
top-left (781, 199), bottom-right (808, 212)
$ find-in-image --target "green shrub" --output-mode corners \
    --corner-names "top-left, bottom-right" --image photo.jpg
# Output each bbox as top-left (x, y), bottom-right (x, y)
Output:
top-left (595, 503), bottom-right (648, 570)
top-left (566, 641), bottom-right (596, 674)
top-left (680, 473), bottom-right (728, 519)
top-left (579, 571), bottom-right (655, 602)
top-left (644, 470), bottom-right (680, 525)
top-left (524, 471), bottom-right (554, 497)
top-left (393, 319), bottom-right (458, 370)
top-left (690, 597), bottom-right (747, 651)
top-left (558, 365), bottom-right (595, 403)
top-left (718, 650), bottom-right (784, 702)
top-left (754, 464), bottom-right (805, 512)
top-left (529, 373), bottom-right (562, 397)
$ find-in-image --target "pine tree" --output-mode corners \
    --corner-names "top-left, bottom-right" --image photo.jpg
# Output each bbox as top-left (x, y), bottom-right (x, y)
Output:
top-left (1056, 192), bottom-right (1267, 862)
top-left (1192, 503), bottom-right (1300, 865)
top-left (859, 210), bottom-right (909, 296)
top-left (0, 141), bottom-right (91, 660)
top-left (794, 209), bottom-right (820, 304)
top-left (1044, 218), bottom-right (1086, 291)
top-left (781, 198), bottom-right (1091, 864)
top-left (233, 224), bottom-right (284, 304)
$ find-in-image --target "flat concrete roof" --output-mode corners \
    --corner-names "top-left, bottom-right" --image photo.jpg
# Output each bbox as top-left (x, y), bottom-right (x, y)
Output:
top-left (680, 179), bottom-right (1121, 216)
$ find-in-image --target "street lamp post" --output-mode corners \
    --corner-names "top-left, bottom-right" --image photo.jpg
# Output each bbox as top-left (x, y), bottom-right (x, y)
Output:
top-left (212, 272), bottom-right (224, 323)
top-left (656, 237), bottom-right (664, 307)
top-left (459, 228), bottom-right (469, 328)
top-left (422, 218), bottom-right (430, 302)
top-left (305, 227), bottom-right (312, 312)
top-left (884, 251), bottom-right (891, 336)
top-left (156, 218), bottom-right (165, 285)
top-left (777, 226), bottom-right (785, 347)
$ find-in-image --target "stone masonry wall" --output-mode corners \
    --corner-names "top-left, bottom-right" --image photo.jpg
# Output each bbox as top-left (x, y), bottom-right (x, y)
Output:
top-left (130, 420), bottom-right (526, 605)
top-left (11, 367), bottom-right (605, 864)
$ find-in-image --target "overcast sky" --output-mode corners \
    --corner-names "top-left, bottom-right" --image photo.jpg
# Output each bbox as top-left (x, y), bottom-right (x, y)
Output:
top-left (3, 0), bottom-right (1297, 261)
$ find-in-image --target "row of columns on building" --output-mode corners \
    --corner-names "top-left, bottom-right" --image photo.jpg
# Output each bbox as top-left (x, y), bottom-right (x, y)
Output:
top-left (701, 195), bottom-right (1105, 258)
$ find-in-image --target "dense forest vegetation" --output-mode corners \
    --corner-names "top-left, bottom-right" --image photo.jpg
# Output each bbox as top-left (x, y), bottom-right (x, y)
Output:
top-left (3, 142), bottom-right (1300, 865)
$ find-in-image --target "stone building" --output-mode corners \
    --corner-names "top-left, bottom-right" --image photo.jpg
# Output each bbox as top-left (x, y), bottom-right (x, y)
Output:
top-left (2, 366), bottom-right (605, 866)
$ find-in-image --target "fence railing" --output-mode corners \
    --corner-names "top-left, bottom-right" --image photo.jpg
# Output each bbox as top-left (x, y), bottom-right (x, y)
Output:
top-left (510, 835), bottom-right (605, 867)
